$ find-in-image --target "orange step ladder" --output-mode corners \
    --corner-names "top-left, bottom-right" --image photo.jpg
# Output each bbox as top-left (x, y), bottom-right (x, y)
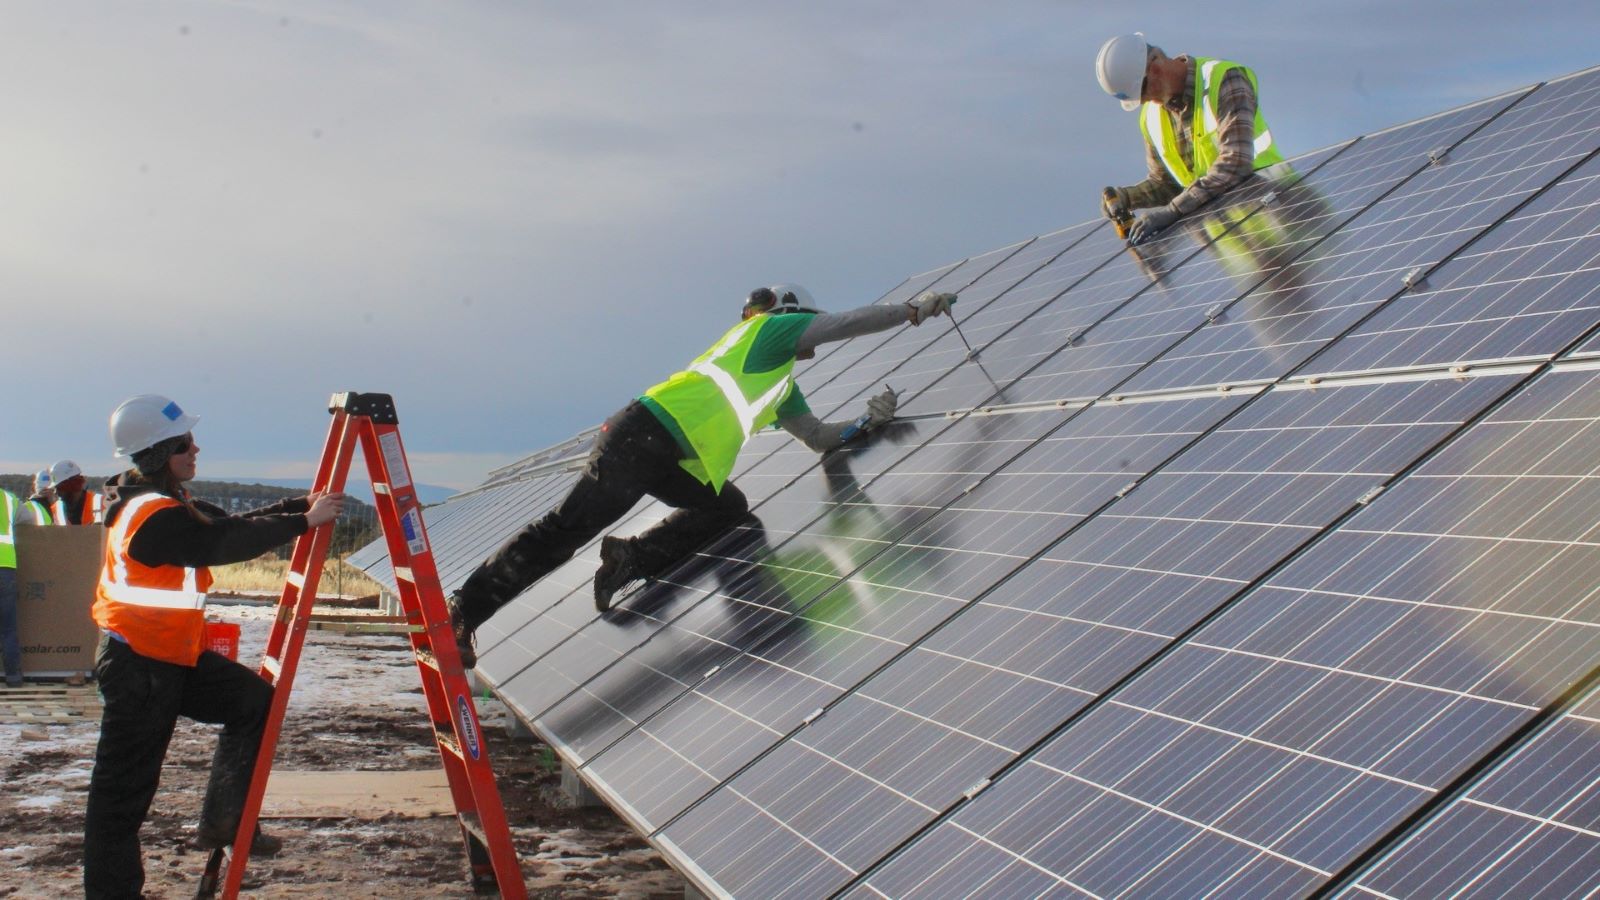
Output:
top-left (198, 392), bottom-right (526, 898)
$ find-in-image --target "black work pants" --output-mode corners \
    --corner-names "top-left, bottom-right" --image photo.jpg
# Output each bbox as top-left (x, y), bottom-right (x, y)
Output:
top-left (457, 401), bottom-right (749, 625)
top-left (83, 635), bottom-right (273, 899)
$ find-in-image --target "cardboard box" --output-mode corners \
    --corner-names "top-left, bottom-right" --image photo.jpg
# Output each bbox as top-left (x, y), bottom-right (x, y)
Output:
top-left (13, 524), bottom-right (105, 677)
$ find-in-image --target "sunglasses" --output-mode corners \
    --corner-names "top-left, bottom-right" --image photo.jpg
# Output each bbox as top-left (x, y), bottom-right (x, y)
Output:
top-left (169, 434), bottom-right (195, 455)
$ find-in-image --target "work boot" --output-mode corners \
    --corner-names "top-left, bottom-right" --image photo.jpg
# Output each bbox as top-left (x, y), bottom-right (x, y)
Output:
top-left (594, 536), bottom-right (642, 612)
top-left (197, 823), bottom-right (283, 857)
top-left (445, 593), bottom-right (478, 669)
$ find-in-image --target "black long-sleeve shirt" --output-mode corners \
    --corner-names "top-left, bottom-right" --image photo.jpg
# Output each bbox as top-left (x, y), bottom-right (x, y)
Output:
top-left (104, 480), bottom-right (311, 570)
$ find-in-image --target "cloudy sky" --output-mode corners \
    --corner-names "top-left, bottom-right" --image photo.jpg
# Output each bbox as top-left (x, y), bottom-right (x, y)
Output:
top-left (3, 1), bottom-right (1595, 490)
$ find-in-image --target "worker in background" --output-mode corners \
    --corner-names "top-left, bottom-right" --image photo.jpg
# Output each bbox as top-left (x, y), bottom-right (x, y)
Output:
top-left (1095, 33), bottom-right (1283, 245)
top-left (50, 459), bottom-right (104, 525)
top-left (17, 469), bottom-right (55, 526)
top-left (84, 394), bottom-right (346, 898)
top-left (1, 487), bottom-right (22, 687)
top-left (446, 285), bottom-right (959, 665)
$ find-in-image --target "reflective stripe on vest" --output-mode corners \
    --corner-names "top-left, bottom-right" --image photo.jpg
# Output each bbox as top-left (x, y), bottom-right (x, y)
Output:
top-left (53, 491), bottom-right (104, 525)
top-left (643, 315), bottom-right (797, 492)
top-left (1139, 57), bottom-right (1282, 189)
top-left (0, 491), bottom-right (16, 569)
top-left (93, 492), bottom-right (211, 665)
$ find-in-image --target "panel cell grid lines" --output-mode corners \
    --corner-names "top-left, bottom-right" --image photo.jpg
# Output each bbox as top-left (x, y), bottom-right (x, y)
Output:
top-left (860, 361), bottom-right (1600, 899)
top-left (664, 368), bottom-right (1526, 900)
top-left (347, 64), bottom-right (1600, 900)
top-left (1341, 683), bottom-right (1600, 899)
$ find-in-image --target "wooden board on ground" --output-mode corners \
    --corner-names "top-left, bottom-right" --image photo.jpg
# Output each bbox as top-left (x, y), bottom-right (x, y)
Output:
top-left (261, 769), bottom-right (455, 819)
top-left (0, 683), bottom-right (101, 724)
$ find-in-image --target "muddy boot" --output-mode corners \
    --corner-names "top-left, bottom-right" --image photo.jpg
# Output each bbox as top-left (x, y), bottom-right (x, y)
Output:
top-left (197, 822), bottom-right (283, 857)
top-left (593, 536), bottom-right (642, 612)
top-left (445, 592), bottom-right (478, 669)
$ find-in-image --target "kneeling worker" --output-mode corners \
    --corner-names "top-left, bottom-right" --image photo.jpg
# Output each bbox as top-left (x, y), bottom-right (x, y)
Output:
top-left (84, 394), bottom-right (346, 898)
top-left (447, 285), bottom-right (958, 665)
top-left (1095, 32), bottom-right (1283, 244)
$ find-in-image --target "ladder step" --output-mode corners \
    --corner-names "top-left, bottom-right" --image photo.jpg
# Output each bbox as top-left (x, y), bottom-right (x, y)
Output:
top-left (393, 566), bottom-right (413, 583)
top-left (285, 570), bottom-right (305, 589)
top-left (415, 646), bottom-right (439, 671)
top-left (436, 723), bottom-right (464, 760)
top-left (261, 655), bottom-right (282, 680)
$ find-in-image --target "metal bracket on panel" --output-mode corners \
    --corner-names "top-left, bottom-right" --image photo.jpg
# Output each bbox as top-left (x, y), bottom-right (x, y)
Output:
top-left (963, 778), bottom-right (992, 801)
top-left (1450, 364), bottom-right (1471, 377)
top-left (964, 481), bottom-right (982, 495)
top-left (1403, 267), bottom-right (1430, 291)
top-left (802, 707), bottom-right (826, 726)
top-left (1064, 326), bottom-right (1086, 346)
top-left (701, 665), bottom-right (721, 680)
top-left (1260, 190), bottom-right (1279, 207)
top-left (1356, 485), bottom-right (1386, 506)
top-left (1204, 303), bottom-right (1227, 324)
top-left (1427, 146), bottom-right (1448, 166)
top-left (1115, 481), bottom-right (1139, 499)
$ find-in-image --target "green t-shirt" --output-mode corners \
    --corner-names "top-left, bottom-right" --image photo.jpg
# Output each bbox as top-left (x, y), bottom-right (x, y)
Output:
top-left (640, 312), bottom-right (815, 457)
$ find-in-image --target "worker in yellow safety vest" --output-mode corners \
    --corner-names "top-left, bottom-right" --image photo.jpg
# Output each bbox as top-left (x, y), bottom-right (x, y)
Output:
top-left (1, 488), bottom-right (22, 686)
top-left (16, 469), bottom-right (54, 526)
top-left (445, 285), bottom-right (959, 666)
top-left (83, 394), bottom-right (346, 897)
top-left (1095, 33), bottom-right (1284, 245)
top-left (49, 459), bottom-right (104, 525)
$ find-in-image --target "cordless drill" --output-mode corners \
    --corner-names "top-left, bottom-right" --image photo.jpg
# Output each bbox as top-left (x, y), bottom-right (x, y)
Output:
top-left (1102, 187), bottom-right (1135, 240)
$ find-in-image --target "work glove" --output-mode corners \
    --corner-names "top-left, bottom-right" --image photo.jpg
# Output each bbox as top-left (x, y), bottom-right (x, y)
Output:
top-left (865, 388), bottom-right (898, 429)
top-left (1128, 206), bottom-right (1181, 246)
top-left (907, 291), bottom-right (957, 325)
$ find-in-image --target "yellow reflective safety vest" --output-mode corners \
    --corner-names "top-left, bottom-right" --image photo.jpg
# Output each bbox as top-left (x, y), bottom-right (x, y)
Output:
top-left (22, 499), bottom-right (51, 526)
top-left (0, 489), bottom-right (18, 569)
top-left (1139, 57), bottom-right (1283, 188)
top-left (643, 315), bottom-right (798, 493)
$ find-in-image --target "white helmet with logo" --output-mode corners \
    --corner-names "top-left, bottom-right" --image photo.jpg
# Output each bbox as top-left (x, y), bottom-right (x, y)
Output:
top-left (109, 394), bottom-right (201, 459)
top-left (49, 459), bottom-right (83, 485)
top-left (34, 469), bottom-right (52, 493)
top-left (1096, 33), bottom-right (1150, 112)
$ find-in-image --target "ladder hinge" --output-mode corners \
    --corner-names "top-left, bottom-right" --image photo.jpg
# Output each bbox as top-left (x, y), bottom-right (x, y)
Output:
top-left (1204, 303), bottom-right (1226, 324)
top-left (963, 778), bottom-right (992, 800)
top-left (802, 707), bottom-right (826, 726)
top-left (1357, 485), bottom-right (1386, 506)
top-left (1403, 267), bottom-right (1430, 291)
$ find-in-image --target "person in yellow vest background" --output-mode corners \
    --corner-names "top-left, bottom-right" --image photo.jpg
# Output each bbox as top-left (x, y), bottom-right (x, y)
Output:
top-left (1, 486), bottom-right (23, 687)
top-left (1095, 33), bottom-right (1284, 245)
top-left (84, 394), bottom-right (346, 899)
top-left (49, 459), bottom-right (104, 525)
top-left (17, 468), bottom-right (56, 525)
top-left (445, 285), bottom-right (958, 666)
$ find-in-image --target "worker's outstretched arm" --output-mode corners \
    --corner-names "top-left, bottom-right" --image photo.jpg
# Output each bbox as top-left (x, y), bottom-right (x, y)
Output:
top-left (779, 387), bottom-right (899, 452)
top-left (1118, 142), bottom-right (1183, 211)
top-left (794, 292), bottom-right (957, 355)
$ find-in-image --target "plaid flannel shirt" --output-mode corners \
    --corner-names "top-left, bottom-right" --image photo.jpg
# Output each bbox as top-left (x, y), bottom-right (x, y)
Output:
top-left (1124, 56), bottom-right (1259, 216)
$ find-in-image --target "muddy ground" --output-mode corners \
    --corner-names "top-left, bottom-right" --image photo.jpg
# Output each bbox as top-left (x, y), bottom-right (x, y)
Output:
top-left (0, 606), bottom-right (681, 899)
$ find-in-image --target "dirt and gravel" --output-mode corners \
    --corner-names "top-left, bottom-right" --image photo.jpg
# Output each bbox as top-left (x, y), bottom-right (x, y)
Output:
top-left (0, 606), bottom-right (681, 899)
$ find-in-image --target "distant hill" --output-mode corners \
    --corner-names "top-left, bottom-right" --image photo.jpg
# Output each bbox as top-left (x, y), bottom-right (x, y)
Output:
top-left (211, 476), bottom-right (460, 506)
top-left (0, 474), bottom-right (382, 558)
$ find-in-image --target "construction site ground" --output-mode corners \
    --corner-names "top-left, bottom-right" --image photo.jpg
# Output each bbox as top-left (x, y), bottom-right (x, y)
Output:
top-left (0, 604), bottom-right (680, 899)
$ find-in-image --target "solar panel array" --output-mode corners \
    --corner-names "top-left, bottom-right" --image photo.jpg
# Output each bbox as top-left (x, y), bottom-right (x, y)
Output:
top-left (352, 65), bottom-right (1600, 898)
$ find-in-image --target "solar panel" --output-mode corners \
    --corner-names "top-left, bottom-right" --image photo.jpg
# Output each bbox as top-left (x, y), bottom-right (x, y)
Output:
top-left (1340, 683), bottom-right (1600, 898)
top-left (346, 64), bottom-right (1600, 900)
top-left (856, 359), bottom-right (1600, 898)
top-left (1125, 69), bottom-right (1600, 393)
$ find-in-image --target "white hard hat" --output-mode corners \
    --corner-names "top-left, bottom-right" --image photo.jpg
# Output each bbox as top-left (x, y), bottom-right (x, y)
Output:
top-left (34, 469), bottom-right (52, 492)
top-left (50, 459), bottom-right (83, 485)
top-left (1096, 33), bottom-right (1149, 111)
top-left (768, 284), bottom-right (821, 314)
top-left (109, 394), bottom-right (201, 459)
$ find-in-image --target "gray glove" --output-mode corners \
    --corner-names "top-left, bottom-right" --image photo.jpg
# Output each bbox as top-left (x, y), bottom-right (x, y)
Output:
top-left (1128, 206), bottom-right (1181, 245)
top-left (907, 291), bottom-right (957, 325)
top-left (865, 388), bottom-right (898, 428)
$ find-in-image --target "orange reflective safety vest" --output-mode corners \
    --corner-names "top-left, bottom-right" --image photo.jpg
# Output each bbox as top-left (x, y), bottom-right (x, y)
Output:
top-left (53, 491), bottom-right (104, 525)
top-left (92, 492), bottom-right (213, 666)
